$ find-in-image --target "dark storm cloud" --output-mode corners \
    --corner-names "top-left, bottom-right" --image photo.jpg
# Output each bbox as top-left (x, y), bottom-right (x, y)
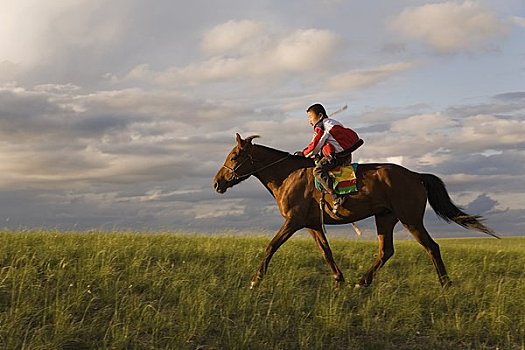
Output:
top-left (465, 193), bottom-right (499, 215)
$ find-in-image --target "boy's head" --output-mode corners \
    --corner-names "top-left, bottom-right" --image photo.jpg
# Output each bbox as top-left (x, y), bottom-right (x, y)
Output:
top-left (307, 103), bottom-right (327, 126)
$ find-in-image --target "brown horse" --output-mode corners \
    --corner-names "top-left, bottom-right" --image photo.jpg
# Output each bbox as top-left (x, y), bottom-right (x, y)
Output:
top-left (213, 134), bottom-right (497, 289)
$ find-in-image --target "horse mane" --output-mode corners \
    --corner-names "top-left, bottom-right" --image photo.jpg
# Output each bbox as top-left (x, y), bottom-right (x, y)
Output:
top-left (253, 143), bottom-right (290, 156)
top-left (252, 143), bottom-right (315, 167)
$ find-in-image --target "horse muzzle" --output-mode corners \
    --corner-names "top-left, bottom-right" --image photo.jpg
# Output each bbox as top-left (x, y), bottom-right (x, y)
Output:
top-left (213, 180), bottom-right (227, 194)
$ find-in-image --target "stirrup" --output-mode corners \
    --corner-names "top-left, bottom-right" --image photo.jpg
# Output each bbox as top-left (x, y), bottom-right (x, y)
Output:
top-left (332, 196), bottom-right (346, 214)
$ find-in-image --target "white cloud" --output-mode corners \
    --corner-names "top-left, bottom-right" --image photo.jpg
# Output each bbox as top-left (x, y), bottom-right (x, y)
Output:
top-left (390, 112), bottom-right (454, 134)
top-left (271, 29), bottom-right (338, 72)
top-left (327, 62), bottom-right (418, 90)
top-left (391, 1), bottom-right (508, 54)
top-left (453, 114), bottom-right (525, 151)
top-left (120, 26), bottom-right (340, 86)
top-left (201, 20), bottom-right (264, 55)
top-left (356, 109), bottom-right (525, 173)
top-left (193, 199), bottom-right (245, 219)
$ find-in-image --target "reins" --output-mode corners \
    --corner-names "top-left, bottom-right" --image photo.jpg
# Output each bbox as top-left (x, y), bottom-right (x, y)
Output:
top-left (222, 152), bottom-right (291, 180)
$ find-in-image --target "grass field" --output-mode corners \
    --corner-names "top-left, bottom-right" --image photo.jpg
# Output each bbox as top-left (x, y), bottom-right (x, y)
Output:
top-left (0, 230), bottom-right (523, 349)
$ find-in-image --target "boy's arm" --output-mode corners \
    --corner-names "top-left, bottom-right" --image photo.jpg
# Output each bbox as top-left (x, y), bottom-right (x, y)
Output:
top-left (303, 127), bottom-right (329, 158)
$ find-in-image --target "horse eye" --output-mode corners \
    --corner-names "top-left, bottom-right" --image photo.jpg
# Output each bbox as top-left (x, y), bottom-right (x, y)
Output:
top-left (231, 153), bottom-right (239, 160)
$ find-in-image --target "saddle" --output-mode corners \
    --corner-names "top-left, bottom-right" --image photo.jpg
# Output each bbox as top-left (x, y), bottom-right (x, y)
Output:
top-left (314, 139), bottom-right (363, 195)
top-left (315, 163), bottom-right (358, 195)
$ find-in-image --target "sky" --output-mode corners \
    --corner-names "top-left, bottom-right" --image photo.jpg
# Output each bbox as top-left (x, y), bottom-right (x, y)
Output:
top-left (0, 0), bottom-right (524, 237)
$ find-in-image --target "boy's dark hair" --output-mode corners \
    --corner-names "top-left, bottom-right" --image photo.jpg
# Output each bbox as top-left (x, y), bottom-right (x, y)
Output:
top-left (307, 103), bottom-right (327, 118)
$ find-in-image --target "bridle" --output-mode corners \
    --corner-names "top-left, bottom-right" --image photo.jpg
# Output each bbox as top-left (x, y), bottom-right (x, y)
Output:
top-left (222, 149), bottom-right (290, 181)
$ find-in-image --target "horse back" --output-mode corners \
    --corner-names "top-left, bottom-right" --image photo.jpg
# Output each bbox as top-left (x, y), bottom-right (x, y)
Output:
top-left (288, 162), bottom-right (423, 199)
top-left (356, 163), bottom-right (428, 214)
top-left (280, 162), bottom-right (426, 224)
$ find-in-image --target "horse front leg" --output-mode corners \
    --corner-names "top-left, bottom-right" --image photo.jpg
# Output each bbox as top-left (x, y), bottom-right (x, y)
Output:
top-left (308, 228), bottom-right (345, 288)
top-left (250, 220), bottom-right (300, 289)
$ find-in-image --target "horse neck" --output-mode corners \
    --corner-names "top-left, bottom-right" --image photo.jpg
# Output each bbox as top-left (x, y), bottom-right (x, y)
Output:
top-left (251, 145), bottom-right (312, 195)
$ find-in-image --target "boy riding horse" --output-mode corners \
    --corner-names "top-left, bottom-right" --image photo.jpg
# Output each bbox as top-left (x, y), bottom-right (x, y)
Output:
top-left (296, 103), bottom-right (361, 213)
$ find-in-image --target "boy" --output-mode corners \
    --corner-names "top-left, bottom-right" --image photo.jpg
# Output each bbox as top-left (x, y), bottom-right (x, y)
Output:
top-left (298, 103), bottom-right (360, 213)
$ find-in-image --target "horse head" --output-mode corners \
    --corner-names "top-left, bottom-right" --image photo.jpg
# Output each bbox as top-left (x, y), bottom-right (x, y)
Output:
top-left (213, 133), bottom-right (260, 193)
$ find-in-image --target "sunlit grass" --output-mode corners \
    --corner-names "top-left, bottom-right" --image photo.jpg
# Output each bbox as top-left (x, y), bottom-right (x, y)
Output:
top-left (0, 230), bottom-right (523, 349)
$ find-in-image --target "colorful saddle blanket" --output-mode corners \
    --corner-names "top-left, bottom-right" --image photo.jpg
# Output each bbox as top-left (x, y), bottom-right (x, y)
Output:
top-left (315, 163), bottom-right (358, 195)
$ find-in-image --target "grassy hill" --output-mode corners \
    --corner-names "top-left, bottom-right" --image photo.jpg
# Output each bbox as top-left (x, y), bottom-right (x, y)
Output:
top-left (0, 230), bottom-right (523, 349)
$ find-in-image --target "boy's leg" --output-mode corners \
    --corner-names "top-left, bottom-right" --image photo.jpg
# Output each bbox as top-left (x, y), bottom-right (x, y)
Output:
top-left (313, 156), bottom-right (334, 193)
top-left (328, 156), bottom-right (346, 213)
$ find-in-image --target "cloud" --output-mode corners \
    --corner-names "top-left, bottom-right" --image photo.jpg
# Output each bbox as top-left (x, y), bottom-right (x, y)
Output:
top-left (493, 91), bottom-right (525, 102)
top-left (390, 112), bottom-right (455, 133)
top-left (0, 84), bottom-right (247, 188)
top-left (120, 25), bottom-right (340, 86)
top-left (357, 97), bottom-right (525, 171)
top-left (446, 91), bottom-right (525, 121)
top-left (452, 114), bottom-right (525, 151)
top-left (0, 2), bottom-right (523, 235)
top-left (424, 150), bottom-right (525, 177)
top-left (390, 1), bottom-right (508, 54)
top-left (271, 29), bottom-right (338, 72)
top-left (357, 112), bottom-right (454, 162)
top-left (511, 16), bottom-right (525, 28)
top-left (327, 62), bottom-right (418, 90)
top-left (192, 199), bottom-right (245, 219)
top-left (201, 20), bottom-right (264, 55)
top-left (0, 82), bottom-right (523, 233)
top-left (0, 0), bottom-right (125, 66)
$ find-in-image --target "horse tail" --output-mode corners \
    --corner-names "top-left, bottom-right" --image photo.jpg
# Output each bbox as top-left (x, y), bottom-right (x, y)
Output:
top-left (420, 173), bottom-right (499, 239)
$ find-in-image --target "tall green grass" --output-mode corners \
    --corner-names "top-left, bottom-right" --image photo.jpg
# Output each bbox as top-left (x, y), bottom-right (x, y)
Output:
top-left (0, 230), bottom-right (523, 349)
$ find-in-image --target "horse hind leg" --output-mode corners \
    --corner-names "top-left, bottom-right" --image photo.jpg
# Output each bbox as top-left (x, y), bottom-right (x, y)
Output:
top-left (308, 228), bottom-right (345, 287)
top-left (402, 221), bottom-right (451, 287)
top-left (357, 213), bottom-right (397, 287)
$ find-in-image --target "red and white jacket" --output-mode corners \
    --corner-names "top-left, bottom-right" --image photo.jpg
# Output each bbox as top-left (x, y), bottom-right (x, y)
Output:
top-left (303, 118), bottom-right (359, 158)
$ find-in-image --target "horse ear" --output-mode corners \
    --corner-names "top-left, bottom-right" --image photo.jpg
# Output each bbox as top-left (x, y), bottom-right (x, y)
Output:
top-left (235, 133), bottom-right (244, 147)
top-left (245, 135), bottom-right (260, 144)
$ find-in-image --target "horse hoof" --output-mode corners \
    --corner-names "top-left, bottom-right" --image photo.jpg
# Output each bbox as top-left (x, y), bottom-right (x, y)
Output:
top-left (250, 279), bottom-right (260, 289)
top-left (441, 279), bottom-right (452, 289)
top-left (334, 280), bottom-right (344, 289)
